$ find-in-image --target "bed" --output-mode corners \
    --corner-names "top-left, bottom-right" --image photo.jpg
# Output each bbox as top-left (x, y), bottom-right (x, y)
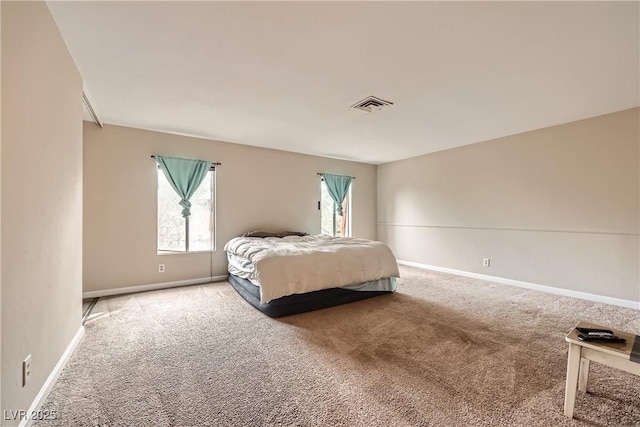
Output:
top-left (224, 233), bottom-right (399, 317)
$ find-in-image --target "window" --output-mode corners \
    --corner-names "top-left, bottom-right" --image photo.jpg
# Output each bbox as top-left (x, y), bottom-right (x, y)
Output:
top-left (157, 169), bottom-right (215, 252)
top-left (320, 179), bottom-right (351, 237)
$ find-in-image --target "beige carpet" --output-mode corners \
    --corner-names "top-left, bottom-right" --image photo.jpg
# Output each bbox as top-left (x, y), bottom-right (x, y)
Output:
top-left (35, 266), bottom-right (640, 426)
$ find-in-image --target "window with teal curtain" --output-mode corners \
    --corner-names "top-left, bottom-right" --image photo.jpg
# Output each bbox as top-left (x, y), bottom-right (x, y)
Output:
top-left (320, 173), bottom-right (353, 237)
top-left (155, 155), bottom-right (214, 252)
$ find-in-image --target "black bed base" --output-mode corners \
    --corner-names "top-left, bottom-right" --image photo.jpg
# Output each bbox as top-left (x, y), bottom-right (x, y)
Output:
top-left (227, 274), bottom-right (392, 318)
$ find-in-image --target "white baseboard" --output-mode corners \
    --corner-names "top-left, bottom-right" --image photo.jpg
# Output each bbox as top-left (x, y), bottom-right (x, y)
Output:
top-left (82, 275), bottom-right (228, 299)
top-left (20, 326), bottom-right (85, 427)
top-left (397, 260), bottom-right (640, 310)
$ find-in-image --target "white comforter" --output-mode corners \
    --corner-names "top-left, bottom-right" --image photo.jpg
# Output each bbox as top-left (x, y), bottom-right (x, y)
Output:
top-left (224, 235), bottom-right (400, 303)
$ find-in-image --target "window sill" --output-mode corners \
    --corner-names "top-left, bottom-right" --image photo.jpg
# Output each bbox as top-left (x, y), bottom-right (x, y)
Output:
top-left (157, 250), bottom-right (215, 256)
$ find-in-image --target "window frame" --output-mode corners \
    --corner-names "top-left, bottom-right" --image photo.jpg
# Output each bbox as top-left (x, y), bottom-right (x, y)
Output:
top-left (157, 167), bottom-right (216, 254)
top-left (320, 178), bottom-right (352, 237)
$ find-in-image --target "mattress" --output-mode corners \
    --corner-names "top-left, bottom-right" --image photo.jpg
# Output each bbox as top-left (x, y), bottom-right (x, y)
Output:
top-left (224, 234), bottom-right (400, 303)
top-left (227, 273), bottom-right (394, 318)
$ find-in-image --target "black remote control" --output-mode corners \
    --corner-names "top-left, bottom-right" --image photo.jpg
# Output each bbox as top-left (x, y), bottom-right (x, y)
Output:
top-left (577, 333), bottom-right (626, 343)
top-left (576, 327), bottom-right (614, 336)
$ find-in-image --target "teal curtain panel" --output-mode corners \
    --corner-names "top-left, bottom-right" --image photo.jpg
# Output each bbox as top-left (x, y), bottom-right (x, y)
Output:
top-left (155, 155), bottom-right (212, 218)
top-left (321, 173), bottom-right (352, 216)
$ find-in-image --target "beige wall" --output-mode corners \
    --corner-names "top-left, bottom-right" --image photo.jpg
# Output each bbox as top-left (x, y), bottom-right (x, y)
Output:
top-left (0, 1), bottom-right (2, 411)
top-left (378, 108), bottom-right (639, 303)
top-left (0, 1), bottom-right (3, 411)
top-left (1, 1), bottom-right (83, 422)
top-left (83, 123), bottom-right (376, 293)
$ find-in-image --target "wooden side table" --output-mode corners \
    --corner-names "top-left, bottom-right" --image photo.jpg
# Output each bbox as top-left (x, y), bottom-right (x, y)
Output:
top-left (564, 321), bottom-right (640, 418)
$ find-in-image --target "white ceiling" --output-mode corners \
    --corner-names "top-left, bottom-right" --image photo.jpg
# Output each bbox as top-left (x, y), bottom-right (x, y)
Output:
top-left (48, 1), bottom-right (639, 165)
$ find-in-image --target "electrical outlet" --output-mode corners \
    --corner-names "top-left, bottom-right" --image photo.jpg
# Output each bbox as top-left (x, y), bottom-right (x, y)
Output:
top-left (158, 264), bottom-right (165, 273)
top-left (482, 258), bottom-right (490, 267)
top-left (23, 355), bottom-right (31, 386)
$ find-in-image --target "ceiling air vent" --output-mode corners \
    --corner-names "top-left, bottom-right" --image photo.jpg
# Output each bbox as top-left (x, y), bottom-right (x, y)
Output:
top-left (350, 96), bottom-right (394, 113)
